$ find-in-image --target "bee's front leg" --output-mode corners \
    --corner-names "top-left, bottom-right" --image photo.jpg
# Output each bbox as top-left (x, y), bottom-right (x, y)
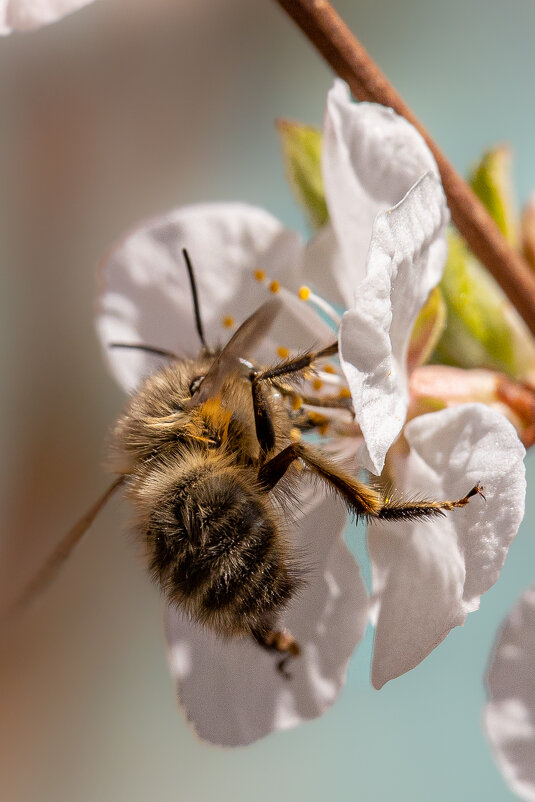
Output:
top-left (249, 373), bottom-right (276, 462)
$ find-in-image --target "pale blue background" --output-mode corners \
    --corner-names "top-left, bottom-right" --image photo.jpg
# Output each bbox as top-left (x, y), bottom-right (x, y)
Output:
top-left (0, 1), bottom-right (534, 800)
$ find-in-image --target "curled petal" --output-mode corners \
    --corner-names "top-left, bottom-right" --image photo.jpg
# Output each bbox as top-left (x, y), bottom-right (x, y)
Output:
top-left (97, 203), bottom-right (332, 393)
top-left (340, 173), bottom-right (449, 475)
top-left (485, 585), bottom-right (535, 802)
top-left (369, 404), bottom-right (525, 689)
top-left (164, 487), bottom-right (367, 746)
top-left (315, 80), bottom-right (440, 307)
top-left (0, 0), bottom-right (94, 33)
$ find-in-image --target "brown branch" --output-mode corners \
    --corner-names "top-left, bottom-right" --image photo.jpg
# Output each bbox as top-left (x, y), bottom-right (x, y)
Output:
top-left (274, 0), bottom-right (535, 339)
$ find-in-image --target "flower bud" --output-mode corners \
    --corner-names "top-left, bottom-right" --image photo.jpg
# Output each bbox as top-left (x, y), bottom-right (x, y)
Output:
top-left (409, 365), bottom-right (535, 446)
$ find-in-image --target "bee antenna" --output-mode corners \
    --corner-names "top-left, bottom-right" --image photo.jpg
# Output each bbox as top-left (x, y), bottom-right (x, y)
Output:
top-left (182, 248), bottom-right (209, 352)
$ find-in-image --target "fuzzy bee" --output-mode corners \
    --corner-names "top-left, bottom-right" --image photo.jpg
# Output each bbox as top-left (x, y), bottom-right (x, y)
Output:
top-left (15, 250), bottom-right (482, 674)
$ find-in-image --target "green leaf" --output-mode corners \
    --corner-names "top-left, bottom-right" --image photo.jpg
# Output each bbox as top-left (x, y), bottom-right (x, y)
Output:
top-left (433, 231), bottom-right (535, 380)
top-left (470, 145), bottom-right (519, 246)
top-left (277, 119), bottom-right (328, 230)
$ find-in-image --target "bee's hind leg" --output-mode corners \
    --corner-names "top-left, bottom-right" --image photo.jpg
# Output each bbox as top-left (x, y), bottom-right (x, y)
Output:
top-left (251, 625), bottom-right (301, 679)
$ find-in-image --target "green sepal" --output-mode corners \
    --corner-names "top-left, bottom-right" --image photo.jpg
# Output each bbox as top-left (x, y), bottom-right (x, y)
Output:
top-left (470, 145), bottom-right (519, 246)
top-left (408, 287), bottom-right (447, 371)
top-left (433, 231), bottom-right (535, 380)
top-left (276, 119), bottom-right (328, 230)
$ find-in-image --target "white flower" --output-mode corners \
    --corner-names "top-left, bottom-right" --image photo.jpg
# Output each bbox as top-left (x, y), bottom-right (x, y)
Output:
top-left (485, 585), bottom-right (535, 801)
top-left (96, 81), bottom-right (526, 744)
top-left (0, 0), bottom-right (95, 33)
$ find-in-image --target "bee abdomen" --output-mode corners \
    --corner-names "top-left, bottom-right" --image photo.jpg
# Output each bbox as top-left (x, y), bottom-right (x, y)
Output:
top-left (145, 464), bottom-right (298, 636)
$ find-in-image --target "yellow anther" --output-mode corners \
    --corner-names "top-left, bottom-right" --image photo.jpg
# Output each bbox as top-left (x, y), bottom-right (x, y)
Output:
top-left (312, 378), bottom-right (323, 391)
top-left (323, 364), bottom-right (336, 374)
top-left (319, 422), bottom-right (329, 436)
top-left (298, 285), bottom-right (311, 301)
top-left (309, 411), bottom-right (328, 426)
top-left (277, 346), bottom-right (290, 359)
top-left (292, 395), bottom-right (303, 411)
top-left (269, 280), bottom-right (280, 294)
top-left (339, 387), bottom-right (351, 399)
top-left (222, 316), bottom-right (235, 328)
top-left (290, 427), bottom-right (301, 442)
top-left (254, 269), bottom-right (266, 281)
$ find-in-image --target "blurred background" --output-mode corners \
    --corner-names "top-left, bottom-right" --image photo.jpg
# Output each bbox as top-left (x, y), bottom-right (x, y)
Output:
top-left (1, 0), bottom-right (534, 799)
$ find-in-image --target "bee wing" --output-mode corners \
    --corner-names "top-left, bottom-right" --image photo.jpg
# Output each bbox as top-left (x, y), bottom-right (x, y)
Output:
top-left (188, 297), bottom-right (282, 406)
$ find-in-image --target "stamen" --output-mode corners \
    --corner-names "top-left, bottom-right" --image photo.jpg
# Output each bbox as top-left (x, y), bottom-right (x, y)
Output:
top-left (312, 378), bottom-right (323, 391)
top-left (316, 370), bottom-right (345, 387)
top-left (339, 387), bottom-right (352, 399)
top-left (250, 270), bottom-right (340, 333)
top-left (277, 346), bottom-right (290, 359)
top-left (298, 285), bottom-right (342, 328)
top-left (308, 411), bottom-right (329, 426)
top-left (222, 316), bottom-right (235, 329)
top-left (323, 364), bottom-right (337, 374)
top-left (292, 395), bottom-right (303, 410)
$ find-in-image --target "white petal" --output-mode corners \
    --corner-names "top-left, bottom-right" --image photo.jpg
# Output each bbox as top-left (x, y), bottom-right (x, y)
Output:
top-left (319, 80), bottom-right (440, 306)
top-left (97, 203), bottom-right (332, 394)
top-left (164, 486), bottom-right (367, 746)
top-left (0, 0), bottom-right (94, 33)
top-left (304, 224), bottom-right (349, 310)
top-left (485, 585), bottom-right (535, 802)
top-left (339, 172), bottom-right (449, 474)
top-left (369, 404), bottom-right (525, 689)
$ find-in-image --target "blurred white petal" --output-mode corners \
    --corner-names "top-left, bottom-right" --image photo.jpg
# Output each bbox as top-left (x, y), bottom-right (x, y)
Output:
top-left (369, 404), bottom-right (525, 689)
top-left (485, 585), bottom-right (535, 802)
top-left (339, 173), bottom-right (449, 475)
top-left (304, 224), bottom-right (349, 310)
top-left (0, 0), bottom-right (94, 33)
top-left (96, 203), bottom-right (333, 394)
top-left (165, 486), bottom-right (367, 746)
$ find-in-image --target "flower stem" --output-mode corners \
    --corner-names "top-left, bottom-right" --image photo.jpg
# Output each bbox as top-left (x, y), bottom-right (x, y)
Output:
top-left (274, 0), bottom-right (535, 338)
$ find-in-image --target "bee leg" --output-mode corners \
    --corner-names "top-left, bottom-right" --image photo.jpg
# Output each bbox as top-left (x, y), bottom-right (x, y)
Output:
top-left (259, 442), bottom-right (484, 520)
top-left (258, 442), bottom-right (383, 517)
top-left (250, 376), bottom-right (277, 460)
top-left (251, 625), bottom-right (301, 679)
top-left (377, 482), bottom-right (486, 521)
top-left (250, 342), bottom-right (340, 460)
top-left (254, 341), bottom-right (338, 385)
top-left (260, 441), bottom-right (484, 520)
top-left (7, 477), bottom-right (124, 619)
top-left (271, 381), bottom-right (354, 416)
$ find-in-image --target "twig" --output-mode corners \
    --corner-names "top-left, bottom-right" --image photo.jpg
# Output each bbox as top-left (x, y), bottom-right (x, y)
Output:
top-left (274, 0), bottom-right (535, 338)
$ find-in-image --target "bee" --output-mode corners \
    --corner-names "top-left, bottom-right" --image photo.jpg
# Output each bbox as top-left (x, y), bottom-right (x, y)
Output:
top-left (14, 250), bottom-right (483, 675)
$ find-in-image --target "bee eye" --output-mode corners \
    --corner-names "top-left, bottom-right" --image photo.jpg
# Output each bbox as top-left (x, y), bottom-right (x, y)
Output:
top-left (189, 375), bottom-right (205, 395)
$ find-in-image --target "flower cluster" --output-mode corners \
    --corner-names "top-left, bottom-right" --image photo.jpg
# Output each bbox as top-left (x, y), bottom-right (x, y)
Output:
top-left (97, 81), bottom-right (526, 746)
